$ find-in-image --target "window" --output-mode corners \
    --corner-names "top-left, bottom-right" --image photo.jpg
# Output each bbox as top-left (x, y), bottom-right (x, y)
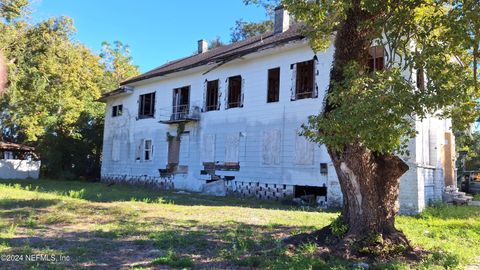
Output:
top-left (295, 60), bottom-right (315, 99)
top-left (267, 68), bottom-right (280, 103)
top-left (172, 86), bottom-right (190, 120)
top-left (206, 80), bottom-right (219, 111)
top-left (227, 75), bottom-right (242, 108)
top-left (417, 68), bottom-right (425, 90)
top-left (138, 92), bottom-right (156, 118)
top-left (144, 140), bottom-right (153, 161)
top-left (368, 45), bottom-right (384, 72)
top-left (112, 105), bottom-right (123, 117)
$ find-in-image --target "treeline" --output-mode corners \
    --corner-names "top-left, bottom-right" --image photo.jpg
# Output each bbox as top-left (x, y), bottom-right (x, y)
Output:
top-left (0, 0), bottom-right (139, 179)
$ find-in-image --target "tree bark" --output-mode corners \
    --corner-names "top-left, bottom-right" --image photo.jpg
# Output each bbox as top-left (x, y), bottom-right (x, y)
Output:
top-left (325, 3), bottom-right (411, 251)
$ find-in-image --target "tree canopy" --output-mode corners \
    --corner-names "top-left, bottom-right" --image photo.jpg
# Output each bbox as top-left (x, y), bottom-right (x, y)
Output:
top-left (0, 0), bottom-right (139, 178)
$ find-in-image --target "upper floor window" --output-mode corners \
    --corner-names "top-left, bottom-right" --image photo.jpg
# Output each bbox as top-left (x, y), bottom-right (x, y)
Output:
top-left (368, 45), bottom-right (385, 72)
top-left (227, 75), bottom-right (242, 109)
top-left (138, 92), bottom-right (155, 119)
top-left (172, 86), bottom-right (190, 120)
top-left (295, 60), bottom-right (315, 100)
top-left (267, 68), bottom-right (280, 103)
top-left (205, 80), bottom-right (219, 111)
top-left (112, 104), bottom-right (123, 117)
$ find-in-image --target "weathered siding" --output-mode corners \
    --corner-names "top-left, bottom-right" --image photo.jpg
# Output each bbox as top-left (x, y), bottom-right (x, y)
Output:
top-left (101, 41), bottom-right (452, 213)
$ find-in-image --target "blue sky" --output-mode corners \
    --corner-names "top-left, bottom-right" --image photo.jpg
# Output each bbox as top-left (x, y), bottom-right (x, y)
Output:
top-left (30, 0), bottom-right (268, 72)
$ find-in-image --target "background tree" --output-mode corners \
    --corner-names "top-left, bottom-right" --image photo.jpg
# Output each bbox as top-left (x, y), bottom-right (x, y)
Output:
top-left (282, 0), bottom-right (478, 257)
top-left (230, 0), bottom-right (280, 42)
top-left (0, 0), bottom-right (139, 179)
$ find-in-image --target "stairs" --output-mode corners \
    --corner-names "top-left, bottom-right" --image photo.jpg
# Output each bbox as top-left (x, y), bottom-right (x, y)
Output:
top-left (443, 186), bottom-right (473, 205)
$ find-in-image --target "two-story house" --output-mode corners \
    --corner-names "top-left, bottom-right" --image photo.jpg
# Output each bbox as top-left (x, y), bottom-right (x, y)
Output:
top-left (99, 6), bottom-right (456, 214)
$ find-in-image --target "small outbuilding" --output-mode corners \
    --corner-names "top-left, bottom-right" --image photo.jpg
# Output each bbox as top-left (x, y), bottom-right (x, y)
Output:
top-left (0, 141), bottom-right (40, 179)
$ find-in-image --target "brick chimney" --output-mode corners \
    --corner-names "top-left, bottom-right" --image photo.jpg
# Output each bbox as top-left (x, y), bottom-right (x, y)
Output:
top-left (274, 5), bottom-right (289, 34)
top-left (198, 39), bottom-right (208, 54)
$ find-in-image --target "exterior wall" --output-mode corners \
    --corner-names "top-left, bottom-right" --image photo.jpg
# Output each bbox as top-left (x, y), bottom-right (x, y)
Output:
top-left (101, 40), bottom-right (451, 213)
top-left (0, 160), bottom-right (41, 179)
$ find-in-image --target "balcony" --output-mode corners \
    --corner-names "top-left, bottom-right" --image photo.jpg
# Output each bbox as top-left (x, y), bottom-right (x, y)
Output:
top-left (158, 105), bottom-right (200, 124)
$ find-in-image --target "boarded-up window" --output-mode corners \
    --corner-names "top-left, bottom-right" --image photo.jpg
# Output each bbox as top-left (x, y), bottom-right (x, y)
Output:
top-left (295, 60), bottom-right (314, 99)
top-left (168, 139), bottom-right (180, 165)
top-left (225, 133), bottom-right (240, 163)
top-left (206, 80), bottom-right (219, 111)
top-left (294, 133), bottom-right (314, 165)
top-left (179, 133), bottom-right (190, 165)
top-left (267, 68), bottom-right (280, 103)
top-left (262, 129), bottom-right (281, 165)
top-left (138, 92), bottom-right (155, 118)
top-left (368, 46), bottom-right (384, 72)
top-left (202, 134), bottom-right (215, 162)
top-left (112, 137), bottom-right (121, 161)
top-left (227, 76), bottom-right (242, 108)
top-left (112, 105), bottom-right (123, 117)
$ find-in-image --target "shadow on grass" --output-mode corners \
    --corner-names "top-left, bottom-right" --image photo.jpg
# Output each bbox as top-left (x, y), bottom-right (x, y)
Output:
top-left (0, 179), bottom-right (332, 212)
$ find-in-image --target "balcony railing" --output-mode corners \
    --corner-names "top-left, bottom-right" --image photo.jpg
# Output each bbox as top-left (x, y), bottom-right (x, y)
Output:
top-left (158, 105), bottom-right (200, 124)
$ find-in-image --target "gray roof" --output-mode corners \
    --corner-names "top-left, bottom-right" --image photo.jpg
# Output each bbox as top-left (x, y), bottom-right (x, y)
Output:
top-left (99, 25), bottom-right (305, 101)
top-left (121, 25), bottom-right (305, 85)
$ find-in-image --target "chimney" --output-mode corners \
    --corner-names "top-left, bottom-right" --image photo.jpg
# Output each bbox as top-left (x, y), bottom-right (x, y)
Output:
top-left (198, 39), bottom-right (208, 54)
top-left (274, 5), bottom-right (290, 34)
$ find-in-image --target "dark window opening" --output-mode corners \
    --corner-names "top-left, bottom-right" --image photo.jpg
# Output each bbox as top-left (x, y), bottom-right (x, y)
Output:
top-left (295, 60), bottom-right (314, 99)
top-left (112, 104), bottom-right (123, 117)
top-left (172, 86), bottom-right (190, 120)
top-left (206, 80), bottom-right (219, 111)
top-left (368, 45), bottom-right (385, 72)
top-left (144, 140), bottom-right (153, 161)
top-left (138, 92), bottom-right (155, 118)
top-left (320, 163), bottom-right (328, 174)
top-left (267, 68), bottom-right (280, 103)
top-left (294, 185), bottom-right (327, 198)
top-left (227, 75), bottom-right (242, 108)
top-left (417, 68), bottom-right (425, 90)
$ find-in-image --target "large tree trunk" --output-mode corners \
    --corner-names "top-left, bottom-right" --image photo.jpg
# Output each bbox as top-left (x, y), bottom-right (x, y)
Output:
top-left (324, 2), bottom-right (411, 255)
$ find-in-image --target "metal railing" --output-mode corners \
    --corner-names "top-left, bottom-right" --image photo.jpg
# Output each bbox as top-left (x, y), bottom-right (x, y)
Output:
top-left (158, 105), bottom-right (200, 123)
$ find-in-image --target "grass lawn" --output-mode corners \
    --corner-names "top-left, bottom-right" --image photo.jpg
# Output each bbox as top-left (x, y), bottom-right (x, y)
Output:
top-left (0, 179), bottom-right (479, 269)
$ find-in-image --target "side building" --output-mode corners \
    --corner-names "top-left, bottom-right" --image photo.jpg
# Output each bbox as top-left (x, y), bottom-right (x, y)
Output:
top-left (99, 7), bottom-right (456, 214)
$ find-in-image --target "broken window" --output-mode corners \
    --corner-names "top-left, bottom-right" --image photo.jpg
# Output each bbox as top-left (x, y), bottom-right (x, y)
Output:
top-left (205, 80), bottom-right (219, 111)
top-left (227, 75), bottom-right (242, 108)
top-left (267, 68), bottom-right (280, 103)
top-left (367, 45), bottom-right (385, 72)
top-left (112, 104), bottom-right (123, 117)
top-left (172, 86), bottom-right (190, 120)
top-left (138, 92), bottom-right (156, 118)
top-left (295, 60), bottom-right (315, 99)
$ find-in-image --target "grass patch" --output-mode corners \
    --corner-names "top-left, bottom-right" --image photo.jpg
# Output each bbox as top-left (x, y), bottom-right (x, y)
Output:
top-left (0, 179), bottom-right (478, 269)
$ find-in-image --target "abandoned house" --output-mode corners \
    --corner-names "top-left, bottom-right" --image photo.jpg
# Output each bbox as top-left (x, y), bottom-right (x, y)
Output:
top-left (0, 141), bottom-right (40, 179)
top-left (99, 7), bottom-right (456, 214)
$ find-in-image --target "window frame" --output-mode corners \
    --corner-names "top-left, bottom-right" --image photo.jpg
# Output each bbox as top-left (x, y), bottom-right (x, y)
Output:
top-left (227, 75), bottom-right (242, 109)
top-left (294, 60), bottom-right (315, 100)
top-left (205, 79), bottom-right (219, 112)
top-left (112, 104), bottom-right (123, 117)
top-left (144, 139), bottom-right (153, 161)
top-left (138, 92), bottom-right (156, 119)
top-left (267, 67), bottom-right (280, 103)
top-left (367, 45), bottom-right (385, 72)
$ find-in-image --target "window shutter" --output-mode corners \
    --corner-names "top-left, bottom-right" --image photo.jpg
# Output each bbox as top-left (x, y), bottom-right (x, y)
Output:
top-left (240, 77), bottom-right (245, 107)
top-left (203, 79), bottom-right (208, 112)
top-left (217, 80), bottom-right (222, 110)
top-left (290, 63), bottom-right (297, 101)
top-left (224, 78), bottom-right (229, 109)
top-left (313, 55), bottom-right (319, 98)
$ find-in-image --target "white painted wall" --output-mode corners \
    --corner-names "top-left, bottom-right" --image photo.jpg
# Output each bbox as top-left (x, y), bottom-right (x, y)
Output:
top-left (0, 160), bottom-right (41, 179)
top-left (101, 40), bottom-right (451, 212)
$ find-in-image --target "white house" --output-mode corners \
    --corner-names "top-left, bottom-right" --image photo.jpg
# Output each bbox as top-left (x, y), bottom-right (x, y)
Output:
top-left (0, 141), bottom-right (40, 179)
top-left (99, 7), bottom-right (456, 214)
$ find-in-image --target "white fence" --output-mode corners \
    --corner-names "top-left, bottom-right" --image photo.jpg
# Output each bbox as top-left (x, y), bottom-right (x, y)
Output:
top-left (0, 159), bottom-right (41, 179)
